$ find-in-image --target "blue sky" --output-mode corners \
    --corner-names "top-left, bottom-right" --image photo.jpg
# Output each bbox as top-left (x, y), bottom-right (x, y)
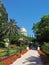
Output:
top-left (1, 0), bottom-right (49, 36)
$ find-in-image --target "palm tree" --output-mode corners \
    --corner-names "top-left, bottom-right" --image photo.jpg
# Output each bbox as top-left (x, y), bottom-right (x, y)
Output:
top-left (8, 19), bottom-right (20, 43)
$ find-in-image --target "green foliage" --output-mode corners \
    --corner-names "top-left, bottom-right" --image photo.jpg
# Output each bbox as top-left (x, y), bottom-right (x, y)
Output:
top-left (16, 47), bottom-right (20, 52)
top-left (32, 22), bottom-right (40, 34)
top-left (42, 42), bottom-right (49, 53)
top-left (32, 15), bottom-right (49, 42)
top-left (0, 62), bottom-right (4, 65)
top-left (0, 41), bottom-right (5, 48)
top-left (7, 48), bottom-right (17, 55)
top-left (10, 33), bottom-right (33, 46)
top-left (0, 48), bottom-right (20, 57)
top-left (26, 36), bottom-right (33, 42)
top-left (8, 19), bottom-right (20, 44)
top-left (21, 44), bottom-right (27, 50)
top-left (0, 2), bottom-right (8, 47)
top-left (0, 2), bottom-right (20, 47)
top-left (0, 51), bottom-right (7, 57)
top-left (0, 48), bottom-right (7, 57)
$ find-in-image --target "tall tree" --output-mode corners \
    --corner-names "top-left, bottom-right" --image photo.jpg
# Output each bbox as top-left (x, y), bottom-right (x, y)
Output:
top-left (32, 22), bottom-right (41, 41)
top-left (9, 19), bottom-right (20, 43)
top-left (0, 2), bottom-right (8, 43)
top-left (39, 15), bottom-right (49, 42)
top-left (32, 15), bottom-right (49, 42)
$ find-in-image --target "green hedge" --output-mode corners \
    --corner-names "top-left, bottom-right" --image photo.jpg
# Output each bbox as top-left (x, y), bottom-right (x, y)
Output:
top-left (42, 42), bottom-right (49, 53)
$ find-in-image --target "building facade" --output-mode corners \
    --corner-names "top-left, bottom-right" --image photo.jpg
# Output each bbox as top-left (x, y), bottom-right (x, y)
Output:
top-left (20, 28), bottom-right (27, 36)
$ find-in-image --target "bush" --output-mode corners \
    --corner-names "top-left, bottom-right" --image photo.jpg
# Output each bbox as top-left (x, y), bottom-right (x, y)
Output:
top-left (0, 42), bottom-right (5, 48)
top-left (42, 42), bottom-right (49, 54)
top-left (20, 44), bottom-right (27, 50)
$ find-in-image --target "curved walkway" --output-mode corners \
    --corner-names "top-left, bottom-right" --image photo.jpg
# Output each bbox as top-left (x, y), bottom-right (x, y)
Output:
top-left (11, 49), bottom-right (43, 65)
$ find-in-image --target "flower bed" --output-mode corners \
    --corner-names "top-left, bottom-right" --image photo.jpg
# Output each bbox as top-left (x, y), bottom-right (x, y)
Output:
top-left (9, 45), bottom-right (19, 49)
top-left (0, 49), bottom-right (28, 65)
top-left (0, 49), bottom-right (5, 53)
top-left (37, 50), bottom-right (49, 65)
top-left (21, 49), bottom-right (28, 55)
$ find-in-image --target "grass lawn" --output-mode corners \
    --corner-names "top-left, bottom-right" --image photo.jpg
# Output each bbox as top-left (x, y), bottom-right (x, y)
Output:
top-left (0, 48), bottom-right (7, 57)
top-left (0, 45), bottom-right (27, 57)
top-left (0, 47), bottom-right (20, 57)
top-left (0, 62), bottom-right (4, 65)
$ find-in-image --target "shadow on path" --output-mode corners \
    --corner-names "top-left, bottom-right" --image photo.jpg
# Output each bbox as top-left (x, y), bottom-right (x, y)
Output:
top-left (11, 49), bottom-right (43, 65)
top-left (22, 54), bottom-right (43, 65)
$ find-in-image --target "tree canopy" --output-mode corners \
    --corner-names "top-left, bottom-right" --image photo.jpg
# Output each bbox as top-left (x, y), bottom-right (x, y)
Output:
top-left (0, 2), bottom-right (20, 46)
top-left (32, 15), bottom-right (49, 42)
top-left (0, 2), bottom-right (8, 41)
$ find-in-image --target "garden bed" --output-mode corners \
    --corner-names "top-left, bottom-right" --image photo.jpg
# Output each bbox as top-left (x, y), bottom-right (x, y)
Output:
top-left (0, 49), bottom-right (28, 65)
top-left (37, 50), bottom-right (49, 65)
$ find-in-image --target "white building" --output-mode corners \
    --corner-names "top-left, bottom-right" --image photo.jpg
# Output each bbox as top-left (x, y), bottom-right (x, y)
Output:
top-left (20, 28), bottom-right (27, 36)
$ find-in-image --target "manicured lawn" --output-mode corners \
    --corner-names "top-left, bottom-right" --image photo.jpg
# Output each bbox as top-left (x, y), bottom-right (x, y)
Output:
top-left (0, 47), bottom-right (20, 57)
top-left (8, 48), bottom-right (17, 54)
top-left (0, 52), bottom-right (7, 57)
top-left (0, 45), bottom-right (28, 65)
top-left (0, 48), bottom-right (7, 57)
top-left (0, 62), bottom-right (4, 65)
top-left (0, 44), bottom-right (27, 57)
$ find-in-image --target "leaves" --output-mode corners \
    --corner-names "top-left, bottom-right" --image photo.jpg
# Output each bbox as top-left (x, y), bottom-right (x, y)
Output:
top-left (32, 15), bottom-right (49, 42)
